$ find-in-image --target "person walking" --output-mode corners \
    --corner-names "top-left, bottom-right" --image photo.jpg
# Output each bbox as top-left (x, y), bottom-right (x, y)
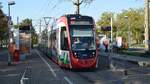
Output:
top-left (103, 38), bottom-right (109, 52)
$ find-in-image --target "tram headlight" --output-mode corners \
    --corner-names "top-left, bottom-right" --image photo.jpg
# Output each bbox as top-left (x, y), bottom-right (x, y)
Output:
top-left (92, 52), bottom-right (95, 57)
top-left (74, 53), bottom-right (77, 55)
top-left (74, 52), bottom-right (78, 58)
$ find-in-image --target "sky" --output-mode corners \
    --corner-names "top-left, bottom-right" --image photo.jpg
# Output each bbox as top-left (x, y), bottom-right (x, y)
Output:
top-left (0, 0), bottom-right (144, 32)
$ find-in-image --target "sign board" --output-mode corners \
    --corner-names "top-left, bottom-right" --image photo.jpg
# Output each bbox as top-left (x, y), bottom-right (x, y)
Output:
top-left (70, 21), bottom-right (92, 25)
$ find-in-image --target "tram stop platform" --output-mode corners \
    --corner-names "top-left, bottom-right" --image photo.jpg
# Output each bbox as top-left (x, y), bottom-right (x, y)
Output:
top-left (100, 51), bottom-right (150, 67)
top-left (0, 49), bottom-right (66, 84)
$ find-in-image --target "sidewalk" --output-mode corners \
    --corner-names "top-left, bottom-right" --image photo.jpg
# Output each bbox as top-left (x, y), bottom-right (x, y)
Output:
top-left (0, 49), bottom-right (66, 84)
top-left (100, 51), bottom-right (150, 67)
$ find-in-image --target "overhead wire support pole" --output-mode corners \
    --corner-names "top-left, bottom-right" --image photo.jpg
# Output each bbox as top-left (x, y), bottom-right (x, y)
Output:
top-left (39, 19), bottom-right (42, 46)
top-left (144, 0), bottom-right (149, 51)
top-left (43, 17), bottom-right (56, 52)
top-left (73, 0), bottom-right (83, 14)
top-left (43, 17), bottom-right (51, 51)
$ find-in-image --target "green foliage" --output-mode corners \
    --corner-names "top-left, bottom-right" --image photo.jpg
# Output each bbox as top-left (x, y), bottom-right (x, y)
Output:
top-left (19, 18), bottom-right (38, 46)
top-left (96, 12), bottom-right (114, 37)
top-left (96, 8), bottom-right (145, 44)
top-left (31, 30), bottom-right (38, 46)
top-left (20, 18), bottom-right (32, 26)
top-left (0, 9), bottom-right (8, 40)
top-left (14, 24), bottom-right (19, 29)
top-left (117, 8), bottom-right (144, 44)
top-left (14, 18), bottom-right (32, 29)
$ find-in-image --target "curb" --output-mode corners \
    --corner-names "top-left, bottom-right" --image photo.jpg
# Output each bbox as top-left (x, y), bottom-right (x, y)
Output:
top-left (101, 52), bottom-right (150, 67)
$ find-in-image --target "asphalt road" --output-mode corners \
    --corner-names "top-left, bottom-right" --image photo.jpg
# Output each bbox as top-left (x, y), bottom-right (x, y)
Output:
top-left (0, 49), bottom-right (150, 84)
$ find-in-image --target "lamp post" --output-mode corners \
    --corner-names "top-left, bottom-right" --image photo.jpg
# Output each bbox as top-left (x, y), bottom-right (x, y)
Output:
top-left (144, 0), bottom-right (149, 51)
top-left (110, 17), bottom-right (113, 43)
top-left (110, 15), bottom-right (113, 53)
top-left (8, 0), bottom-right (15, 66)
top-left (124, 16), bottom-right (131, 48)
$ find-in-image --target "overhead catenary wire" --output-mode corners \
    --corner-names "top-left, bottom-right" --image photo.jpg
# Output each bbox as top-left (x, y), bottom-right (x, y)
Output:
top-left (32, 0), bottom-right (50, 18)
top-left (33, 0), bottom-right (96, 33)
top-left (42, 0), bottom-right (63, 17)
top-left (41, 0), bottom-right (56, 17)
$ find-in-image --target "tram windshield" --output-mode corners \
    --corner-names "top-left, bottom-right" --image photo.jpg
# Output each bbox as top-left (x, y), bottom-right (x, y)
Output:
top-left (70, 26), bottom-right (96, 50)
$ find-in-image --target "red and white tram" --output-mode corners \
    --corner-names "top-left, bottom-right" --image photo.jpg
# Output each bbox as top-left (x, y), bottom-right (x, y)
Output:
top-left (40, 14), bottom-right (99, 69)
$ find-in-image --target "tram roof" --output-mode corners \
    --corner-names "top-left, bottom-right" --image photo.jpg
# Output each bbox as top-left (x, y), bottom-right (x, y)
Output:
top-left (62, 14), bottom-right (94, 21)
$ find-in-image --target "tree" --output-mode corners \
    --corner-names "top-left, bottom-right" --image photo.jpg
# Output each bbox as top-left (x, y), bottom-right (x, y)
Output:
top-left (31, 26), bottom-right (38, 47)
top-left (117, 8), bottom-right (144, 44)
top-left (96, 12), bottom-right (115, 37)
top-left (20, 18), bottom-right (32, 26)
top-left (19, 18), bottom-right (38, 47)
top-left (96, 8), bottom-right (145, 45)
top-left (64, 0), bottom-right (95, 4)
top-left (64, 0), bottom-right (95, 14)
top-left (0, 9), bottom-right (8, 46)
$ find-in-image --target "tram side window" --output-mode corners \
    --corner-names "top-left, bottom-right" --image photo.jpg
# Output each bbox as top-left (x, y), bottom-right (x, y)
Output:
top-left (50, 31), bottom-right (56, 47)
top-left (61, 27), bottom-right (68, 50)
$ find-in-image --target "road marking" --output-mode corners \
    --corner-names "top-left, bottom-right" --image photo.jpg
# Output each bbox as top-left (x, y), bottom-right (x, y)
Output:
top-left (4, 74), bottom-right (19, 77)
top-left (20, 67), bottom-right (29, 84)
top-left (35, 50), bottom-right (57, 77)
top-left (122, 74), bottom-right (150, 80)
top-left (36, 50), bottom-right (73, 84)
top-left (64, 76), bottom-right (73, 84)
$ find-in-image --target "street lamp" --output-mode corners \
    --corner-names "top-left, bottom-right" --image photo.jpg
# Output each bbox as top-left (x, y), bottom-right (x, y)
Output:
top-left (144, 0), bottom-right (150, 52)
top-left (8, 0), bottom-right (15, 66)
top-left (8, 0), bottom-right (15, 33)
top-left (8, 0), bottom-right (15, 20)
top-left (124, 16), bottom-right (131, 48)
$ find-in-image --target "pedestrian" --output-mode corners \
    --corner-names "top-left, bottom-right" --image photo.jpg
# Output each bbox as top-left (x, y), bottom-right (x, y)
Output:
top-left (103, 38), bottom-right (109, 52)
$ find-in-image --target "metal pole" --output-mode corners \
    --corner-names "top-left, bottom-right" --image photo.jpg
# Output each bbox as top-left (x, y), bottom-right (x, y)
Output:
top-left (124, 16), bottom-right (130, 48)
top-left (8, 4), bottom-right (11, 66)
top-left (39, 19), bottom-right (41, 45)
top-left (129, 23), bottom-right (131, 48)
top-left (144, 0), bottom-right (149, 51)
top-left (43, 17), bottom-right (51, 54)
top-left (17, 17), bottom-right (19, 28)
top-left (7, 1), bottom-right (15, 66)
top-left (73, 0), bottom-right (83, 14)
top-left (111, 16), bottom-right (113, 52)
top-left (40, 19), bottom-right (41, 35)
top-left (128, 18), bottom-right (130, 48)
top-left (77, 0), bottom-right (80, 14)
top-left (111, 17), bottom-right (113, 43)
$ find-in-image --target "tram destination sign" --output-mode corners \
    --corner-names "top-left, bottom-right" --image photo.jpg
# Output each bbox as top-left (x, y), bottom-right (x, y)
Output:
top-left (70, 20), bottom-right (92, 25)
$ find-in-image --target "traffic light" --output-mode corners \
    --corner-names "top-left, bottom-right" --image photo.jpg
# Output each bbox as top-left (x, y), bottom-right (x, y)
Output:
top-left (101, 26), bottom-right (111, 31)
